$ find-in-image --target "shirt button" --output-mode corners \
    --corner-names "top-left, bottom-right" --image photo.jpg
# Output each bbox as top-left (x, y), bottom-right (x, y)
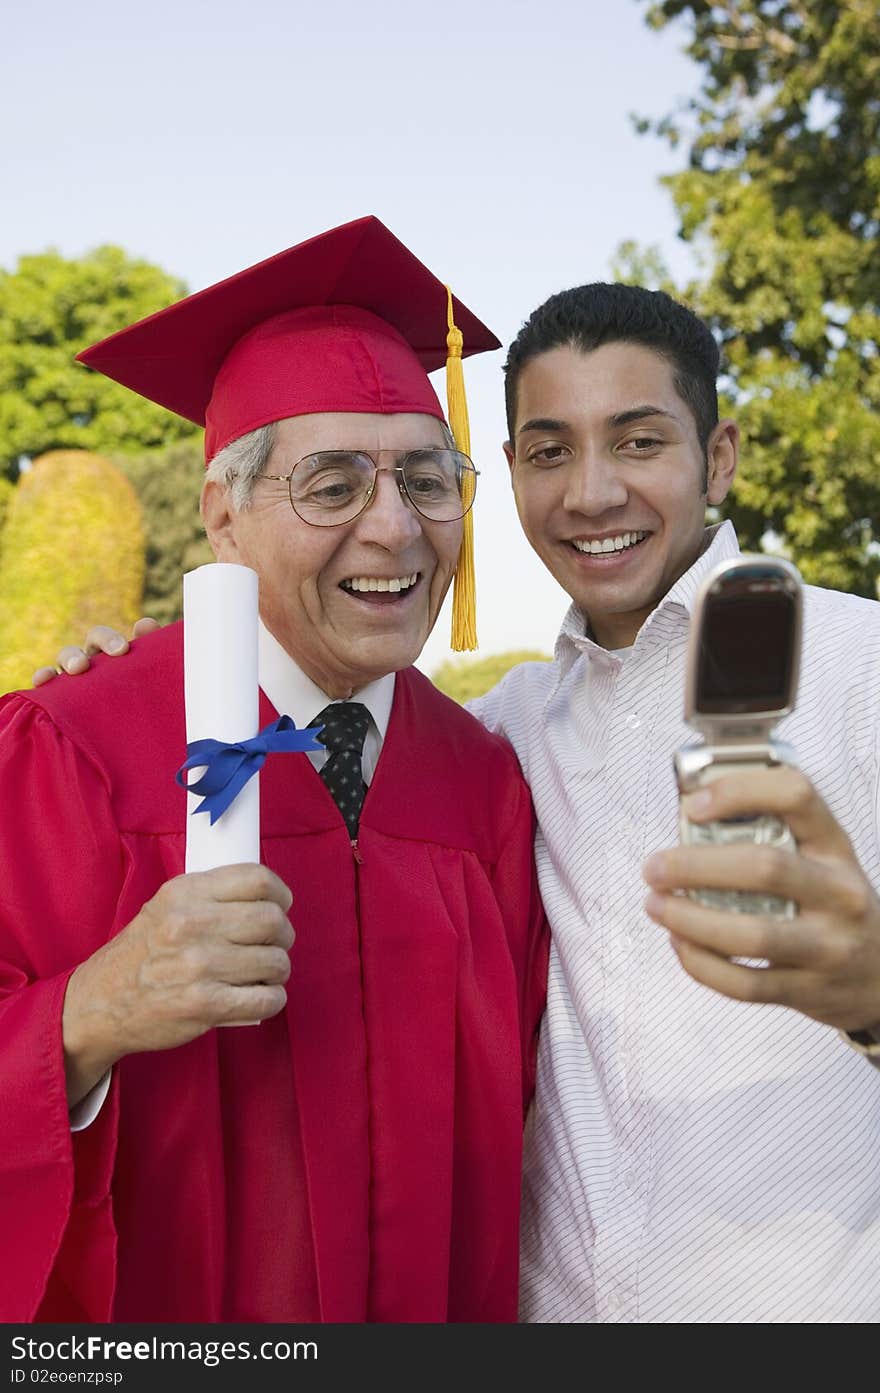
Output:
top-left (625, 713), bottom-right (641, 729)
top-left (607, 1293), bottom-right (621, 1312)
top-left (624, 1169), bottom-right (638, 1191)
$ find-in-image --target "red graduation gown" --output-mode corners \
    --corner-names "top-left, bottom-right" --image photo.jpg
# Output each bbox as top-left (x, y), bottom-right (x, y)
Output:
top-left (0, 624), bottom-right (548, 1323)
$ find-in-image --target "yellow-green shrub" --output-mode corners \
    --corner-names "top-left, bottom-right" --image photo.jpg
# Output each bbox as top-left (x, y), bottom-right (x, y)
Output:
top-left (0, 449), bottom-right (145, 693)
top-left (431, 649), bottom-right (551, 705)
top-left (0, 477), bottom-right (14, 562)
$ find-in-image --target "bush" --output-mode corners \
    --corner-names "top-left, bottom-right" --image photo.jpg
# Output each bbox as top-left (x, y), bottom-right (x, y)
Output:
top-left (0, 450), bottom-right (145, 693)
top-left (431, 649), bottom-right (551, 705)
top-left (0, 476), bottom-right (14, 561)
top-left (114, 439), bottom-right (213, 623)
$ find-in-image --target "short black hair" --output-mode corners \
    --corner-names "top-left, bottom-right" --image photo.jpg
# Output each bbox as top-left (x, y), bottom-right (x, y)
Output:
top-left (503, 283), bottom-right (720, 455)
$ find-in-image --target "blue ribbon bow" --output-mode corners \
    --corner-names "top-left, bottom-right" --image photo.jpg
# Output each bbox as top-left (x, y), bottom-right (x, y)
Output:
top-left (176, 715), bottom-right (324, 824)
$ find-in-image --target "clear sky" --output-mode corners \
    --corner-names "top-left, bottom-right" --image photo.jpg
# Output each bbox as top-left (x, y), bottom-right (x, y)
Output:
top-left (2, 0), bottom-right (702, 676)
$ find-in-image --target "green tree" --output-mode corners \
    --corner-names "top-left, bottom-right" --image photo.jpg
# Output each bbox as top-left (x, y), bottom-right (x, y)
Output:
top-left (432, 650), bottom-right (551, 705)
top-left (115, 440), bottom-right (214, 624)
top-left (0, 247), bottom-right (199, 479)
top-left (0, 450), bottom-right (145, 694)
top-left (631, 0), bottom-right (880, 595)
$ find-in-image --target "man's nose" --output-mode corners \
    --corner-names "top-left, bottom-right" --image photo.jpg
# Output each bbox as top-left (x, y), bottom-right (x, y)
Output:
top-left (354, 469), bottom-right (424, 548)
top-left (562, 452), bottom-right (628, 516)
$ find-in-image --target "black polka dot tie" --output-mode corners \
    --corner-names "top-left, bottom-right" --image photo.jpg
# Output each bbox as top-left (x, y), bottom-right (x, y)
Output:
top-left (308, 702), bottom-right (371, 839)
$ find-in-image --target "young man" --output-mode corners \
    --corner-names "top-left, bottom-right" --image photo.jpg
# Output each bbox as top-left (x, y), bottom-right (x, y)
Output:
top-left (472, 283), bottom-right (880, 1321)
top-left (46, 282), bottom-right (880, 1321)
top-left (0, 218), bottom-right (548, 1323)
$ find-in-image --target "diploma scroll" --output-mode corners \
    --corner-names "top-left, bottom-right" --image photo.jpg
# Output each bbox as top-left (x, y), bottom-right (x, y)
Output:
top-left (183, 562), bottom-right (260, 872)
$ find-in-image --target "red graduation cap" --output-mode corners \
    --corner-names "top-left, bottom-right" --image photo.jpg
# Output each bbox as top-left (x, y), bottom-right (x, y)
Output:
top-left (77, 215), bottom-right (497, 650)
top-left (76, 215), bottom-right (499, 461)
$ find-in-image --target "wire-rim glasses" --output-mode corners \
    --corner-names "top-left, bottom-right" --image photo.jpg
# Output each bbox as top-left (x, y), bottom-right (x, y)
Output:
top-left (259, 447), bottom-right (479, 527)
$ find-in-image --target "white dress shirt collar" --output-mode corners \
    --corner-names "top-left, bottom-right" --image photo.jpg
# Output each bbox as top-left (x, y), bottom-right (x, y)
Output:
top-left (257, 619), bottom-right (395, 737)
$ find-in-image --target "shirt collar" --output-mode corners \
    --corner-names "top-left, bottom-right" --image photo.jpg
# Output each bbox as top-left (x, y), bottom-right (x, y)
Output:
top-left (552, 520), bottom-right (741, 681)
top-left (655, 519), bottom-right (740, 622)
top-left (257, 619), bottom-right (395, 737)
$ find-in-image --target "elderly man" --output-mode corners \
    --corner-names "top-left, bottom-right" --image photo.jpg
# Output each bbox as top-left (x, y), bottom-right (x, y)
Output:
top-left (0, 217), bottom-right (548, 1323)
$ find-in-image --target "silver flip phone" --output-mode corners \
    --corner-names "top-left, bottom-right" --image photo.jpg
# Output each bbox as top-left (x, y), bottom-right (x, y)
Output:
top-left (673, 554), bottom-right (803, 918)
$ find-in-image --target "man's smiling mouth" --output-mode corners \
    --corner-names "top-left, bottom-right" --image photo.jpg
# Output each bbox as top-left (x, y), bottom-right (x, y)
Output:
top-left (340, 572), bottom-right (421, 599)
top-left (570, 531), bottom-right (648, 556)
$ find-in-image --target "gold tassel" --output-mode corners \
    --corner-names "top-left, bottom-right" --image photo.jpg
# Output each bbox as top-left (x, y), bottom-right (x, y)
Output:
top-left (445, 286), bottom-right (478, 651)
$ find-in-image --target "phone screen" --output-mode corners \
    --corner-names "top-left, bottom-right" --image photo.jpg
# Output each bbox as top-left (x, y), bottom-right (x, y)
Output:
top-left (695, 569), bottom-right (798, 715)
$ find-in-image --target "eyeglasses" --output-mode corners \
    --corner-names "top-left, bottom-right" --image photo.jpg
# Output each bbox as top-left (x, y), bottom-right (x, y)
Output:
top-left (259, 447), bottom-right (479, 527)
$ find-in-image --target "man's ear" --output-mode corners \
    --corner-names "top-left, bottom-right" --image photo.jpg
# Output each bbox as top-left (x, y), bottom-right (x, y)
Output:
top-left (706, 419), bottom-right (739, 506)
top-left (200, 480), bottom-right (242, 562)
top-left (503, 440), bottom-right (515, 484)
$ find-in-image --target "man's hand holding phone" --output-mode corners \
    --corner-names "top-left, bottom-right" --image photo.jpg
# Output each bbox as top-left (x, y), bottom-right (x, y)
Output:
top-left (648, 555), bottom-right (880, 1043)
top-left (643, 765), bottom-right (880, 1039)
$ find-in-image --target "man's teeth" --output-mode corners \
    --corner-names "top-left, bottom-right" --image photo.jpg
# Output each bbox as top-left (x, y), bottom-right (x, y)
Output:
top-left (343, 573), bottom-right (419, 593)
top-left (573, 530), bottom-right (647, 555)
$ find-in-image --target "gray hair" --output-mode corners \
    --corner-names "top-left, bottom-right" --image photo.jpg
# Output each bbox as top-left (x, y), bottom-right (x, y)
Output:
top-left (204, 423), bottom-right (276, 511)
top-left (204, 416), bottom-right (457, 513)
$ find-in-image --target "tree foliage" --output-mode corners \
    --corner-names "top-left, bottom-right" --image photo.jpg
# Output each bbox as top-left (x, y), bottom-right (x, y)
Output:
top-left (431, 650), bottom-right (551, 705)
top-left (0, 450), bottom-right (145, 694)
top-left (115, 439), bottom-right (214, 624)
top-left (0, 247), bottom-right (199, 480)
top-left (634, 0), bottom-right (880, 595)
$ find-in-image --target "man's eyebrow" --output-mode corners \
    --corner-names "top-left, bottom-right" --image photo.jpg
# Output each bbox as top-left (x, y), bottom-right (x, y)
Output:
top-left (610, 405), bottom-right (678, 427)
top-left (517, 406), bottom-right (681, 437)
top-left (516, 418), bottom-right (570, 436)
